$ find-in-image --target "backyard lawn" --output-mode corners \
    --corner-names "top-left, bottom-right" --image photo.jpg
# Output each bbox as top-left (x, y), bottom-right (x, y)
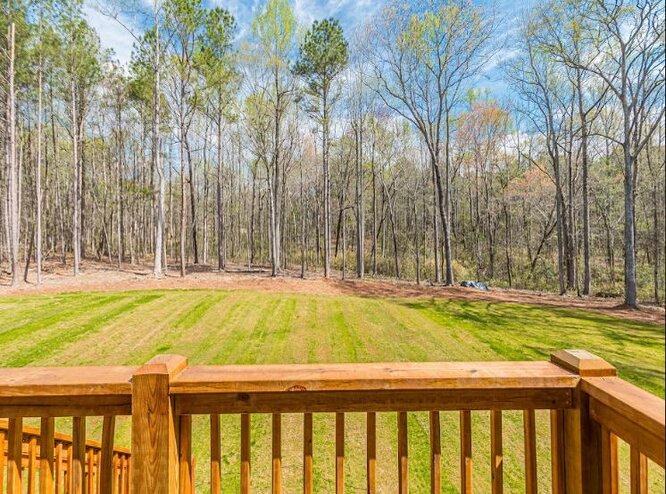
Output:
top-left (1, 289), bottom-right (663, 492)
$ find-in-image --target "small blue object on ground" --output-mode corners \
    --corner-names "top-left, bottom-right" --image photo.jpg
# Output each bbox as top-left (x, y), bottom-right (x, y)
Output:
top-left (460, 280), bottom-right (490, 291)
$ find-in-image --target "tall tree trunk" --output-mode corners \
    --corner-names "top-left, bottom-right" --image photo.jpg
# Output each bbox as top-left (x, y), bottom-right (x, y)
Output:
top-left (371, 141), bottom-right (377, 276)
top-left (152, 0), bottom-right (164, 277)
top-left (217, 106), bottom-right (225, 271)
top-left (432, 164), bottom-right (441, 283)
top-left (322, 89), bottom-right (331, 278)
top-left (71, 80), bottom-right (81, 276)
top-left (413, 197), bottom-right (420, 285)
top-left (7, 23), bottom-right (20, 286)
top-left (442, 110), bottom-right (454, 284)
top-left (577, 71), bottom-right (591, 296)
top-left (188, 142), bottom-right (198, 264)
top-left (36, 49), bottom-right (43, 285)
top-left (355, 120), bottom-right (364, 278)
top-left (179, 109), bottom-right (187, 277)
top-left (431, 153), bottom-right (453, 285)
top-left (622, 109), bottom-right (637, 307)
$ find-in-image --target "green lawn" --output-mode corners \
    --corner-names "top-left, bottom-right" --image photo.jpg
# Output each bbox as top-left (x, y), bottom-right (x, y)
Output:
top-left (1, 289), bottom-right (663, 492)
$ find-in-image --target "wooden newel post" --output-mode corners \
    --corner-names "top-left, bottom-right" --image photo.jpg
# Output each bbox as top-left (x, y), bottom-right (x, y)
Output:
top-left (550, 350), bottom-right (616, 494)
top-left (131, 355), bottom-right (188, 494)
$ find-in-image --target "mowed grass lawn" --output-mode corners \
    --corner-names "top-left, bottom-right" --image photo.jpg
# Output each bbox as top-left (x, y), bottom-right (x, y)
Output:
top-left (1, 289), bottom-right (664, 492)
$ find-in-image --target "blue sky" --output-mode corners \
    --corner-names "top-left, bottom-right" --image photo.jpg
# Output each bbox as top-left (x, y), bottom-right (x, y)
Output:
top-left (85, 0), bottom-right (533, 99)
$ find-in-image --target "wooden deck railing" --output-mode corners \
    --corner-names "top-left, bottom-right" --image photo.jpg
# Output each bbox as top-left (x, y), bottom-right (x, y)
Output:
top-left (0, 350), bottom-right (663, 493)
top-left (0, 419), bottom-right (130, 494)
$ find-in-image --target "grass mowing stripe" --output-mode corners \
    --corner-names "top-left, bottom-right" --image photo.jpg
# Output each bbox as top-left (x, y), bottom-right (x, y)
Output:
top-left (0, 293), bottom-right (127, 358)
top-left (171, 292), bottom-right (224, 330)
top-left (6, 293), bottom-right (162, 366)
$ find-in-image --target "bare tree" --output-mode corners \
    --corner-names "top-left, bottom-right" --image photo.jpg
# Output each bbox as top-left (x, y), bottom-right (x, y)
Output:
top-left (365, 0), bottom-right (498, 285)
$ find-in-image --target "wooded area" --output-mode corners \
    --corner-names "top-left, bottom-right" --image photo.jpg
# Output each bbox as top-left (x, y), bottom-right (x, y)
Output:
top-left (1, 0), bottom-right (664, 306)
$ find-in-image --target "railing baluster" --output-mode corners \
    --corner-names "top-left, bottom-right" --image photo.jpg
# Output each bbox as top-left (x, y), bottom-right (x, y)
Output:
top-left (55, 442), bottom-right (63, 494)
top-left (41, 418), bottom-right (55, 494)
top-left (366, 412), bottom-right (376, 494)
top-left (7, 417), bottom-right (23, 494)
top-left (67, 443), bottom-right (74, 494)
top-left (121, 455), bottom-right (129, 494)
top-left (336, 413), bottom-right (345, 494)
top-left (600, 426), bottom-right (618, 494)
top-left (112, 453), bottom-right (118, 494)
top-left (303, 413), bottom-right (313, 494)
top-left (0, 428), bottom-right (6, 493)
top-left (272, 413), bottom-right (282, 494)
top-left (126, 457), bottom-right (131, 494)
top-left (240, 414), bottom-right (251, 494)
top-left (179, 416), bottom-right (193, 494)
top-left (460, 411), bottom-right (472, 494)
top-left (28, 435), bottom-right (38, 494)
top-left (190, 456), bottom-right (195, 494)
top-left (523, 410), bottom-right (537, 494)
top-left (490, 410), bottom-right (503, 494)
top-left (87, 449), bottom-right (95, 494)
top-left (397, 412), bottom-right (408, 494)
top-left (210, 414), bottom-right (221, 494)
top-left (72, 417), bottom-right (86, 494)
top-left (96, 451), bottom-right (101, 494)
top-left (430, 411), bottom-right (441, 494)
top-left (100, 417), bottom-right (115, 494)
top-left (549, 410), bottom-right (565, 494)
top-left (630, 447), bottom-right (648, 494)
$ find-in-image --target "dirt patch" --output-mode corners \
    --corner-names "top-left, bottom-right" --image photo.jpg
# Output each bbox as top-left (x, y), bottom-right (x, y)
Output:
top-left (1, 258), bottom-right (663, 325)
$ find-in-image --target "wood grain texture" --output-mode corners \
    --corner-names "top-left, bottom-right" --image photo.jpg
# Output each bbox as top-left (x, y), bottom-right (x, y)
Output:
top-left (40, 417), bottom-right (55, 494)
top-left (178, 415), bottom-right (192, 494)
top-left (336, 413), bottom-right (344, 494)
top-left (550, 410), bottom-right (565, 494)
top-left (460, 411), bottom-right (472, 494)
top-left (523, 410), bottom-right (537, 494)
top-left (7, 417), bottom-right (23, 494)
top-left (397, 412), bottom-right (408, 494)
top-left (171, 361), bottom-right (578, 393)
top-left (583, 376), bottom-right (664, 463)
top-left (0, 429), bottom-right (6, 494)
top-left (366, 412), bottom-right (376, 494)
top-left (130, 356), bottom-right (186, 494)
top-left (241, 414), bottom-right (251, 494)
top-left (429, 411), bottom-right (441, 494)
top-left (71, 417), bottom-right (85, 494)
top-left (490, 410), bottom-right (503, 494)
top-left (86, 448), bottom-right (94, 494)
top-left (55, 442), bottom-right (63, 494)
top-left (120, 455), bottom-right (128, 494)
top-left (174, 388), bottom-right (573, 415)
top-left (630, 447), bottom-right (648, 494)
top-left (551, 350), bottom-right (617, 377)
top-left (303, 413), bottom-right (313, 494)
top-left (600, 427), bottom-right (618, 494)
top-left (589, 396), bottom-right (664, 468)
top-left (0, 367), bottom-right (137, 397)
top-left (210, 414), bottom-right (221, 494)
top-left (272, 413), bottom-right (282, 494)
top-left (100, 416), bottom-right (116, 494)
top-left (28, 436), bottom-right (37, 494)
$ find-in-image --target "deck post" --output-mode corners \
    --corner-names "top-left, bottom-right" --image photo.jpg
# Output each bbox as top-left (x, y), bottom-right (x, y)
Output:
top-left (131, 355), bottom-right (187, 494)
top-left (551, 350), bottom-right (616, 494)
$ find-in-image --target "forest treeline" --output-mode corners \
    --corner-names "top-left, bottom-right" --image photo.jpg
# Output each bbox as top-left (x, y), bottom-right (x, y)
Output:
top-left (1, 0), bottom-right (664, 306)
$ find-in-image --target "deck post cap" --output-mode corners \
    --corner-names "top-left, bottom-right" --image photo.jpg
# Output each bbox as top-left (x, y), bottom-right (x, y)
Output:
top-left (550, 349), bottom-right (617, 377)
